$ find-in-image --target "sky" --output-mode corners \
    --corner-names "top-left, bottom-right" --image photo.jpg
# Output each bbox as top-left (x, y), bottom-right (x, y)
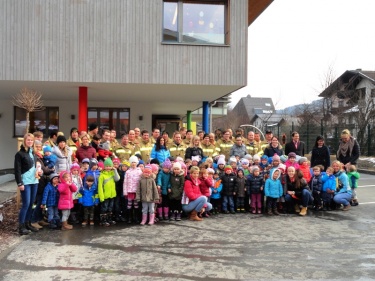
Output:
top-left (230, 0), bottom-right (375, 110)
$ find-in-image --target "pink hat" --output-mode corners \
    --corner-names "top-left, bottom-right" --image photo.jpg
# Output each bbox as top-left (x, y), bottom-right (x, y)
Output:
top-left (70, 163), bottom-right (80, 171)
top-left (98, 162), bottom-right (104, 169)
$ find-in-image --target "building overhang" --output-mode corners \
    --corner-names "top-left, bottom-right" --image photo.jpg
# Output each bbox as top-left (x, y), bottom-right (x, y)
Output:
top-left (248, 0), bottom-right (273, 25)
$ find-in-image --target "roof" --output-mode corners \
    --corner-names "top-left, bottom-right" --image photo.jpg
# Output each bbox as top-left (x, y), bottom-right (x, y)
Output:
top-left (248, 0), bottom-right (274, 25)
top-left (235, 94), bottom-right (275, 117)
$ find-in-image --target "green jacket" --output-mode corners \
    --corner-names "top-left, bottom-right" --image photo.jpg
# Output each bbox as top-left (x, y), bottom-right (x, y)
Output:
top-left (98, 168), bottom-right (120, 202)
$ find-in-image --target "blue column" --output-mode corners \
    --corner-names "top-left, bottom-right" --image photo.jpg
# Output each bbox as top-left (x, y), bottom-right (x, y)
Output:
top-left (202, 101), bottom-right (209, 133)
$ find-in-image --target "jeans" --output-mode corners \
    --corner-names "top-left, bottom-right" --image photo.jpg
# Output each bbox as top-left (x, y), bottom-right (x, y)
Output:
top-left (101, 198), bottom-right (114, 214)
top-left (47, 206), bottom-right (60, 222)
top-left (334, 192), bottom-right (352, 206)
top-left (31, 193), bottom-right (44, 223)
top-left (182, 196), bottom-right (212, 213)
top-left (19, 183), bottom-right (38, 224)
top-left (142, 202), bottom-right (155, 214)
top-left (285, 189), bottom-right (313, 208)
top-left (222, 195), bottom-right (234, 212)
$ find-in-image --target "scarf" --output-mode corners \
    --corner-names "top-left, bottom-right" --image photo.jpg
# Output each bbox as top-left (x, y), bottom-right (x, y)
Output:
top-left (337, 137), bottom-right (355, 159)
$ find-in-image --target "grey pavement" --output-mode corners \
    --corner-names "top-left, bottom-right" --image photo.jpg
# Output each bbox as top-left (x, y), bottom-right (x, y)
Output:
top-left (0, 175), bottom-right (16, 205)
top-left (0, 175), bottom-right (375, 280)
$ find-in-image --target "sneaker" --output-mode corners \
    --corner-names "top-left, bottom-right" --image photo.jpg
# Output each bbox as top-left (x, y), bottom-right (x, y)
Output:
top-left (257, 209), bottom-right (262, 214)
top-left (252, 210), bottom-right (256, 214)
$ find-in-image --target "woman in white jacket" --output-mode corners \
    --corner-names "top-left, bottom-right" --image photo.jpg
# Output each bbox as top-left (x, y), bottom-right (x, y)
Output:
top-left (52, 135), bottom-right (72, 174)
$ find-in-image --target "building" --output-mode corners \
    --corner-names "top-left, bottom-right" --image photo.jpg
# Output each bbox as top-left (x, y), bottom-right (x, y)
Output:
top-left (0, 0), bottom-right (273, 171)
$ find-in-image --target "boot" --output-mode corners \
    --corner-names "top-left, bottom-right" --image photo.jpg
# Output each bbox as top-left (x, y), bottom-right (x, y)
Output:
top-left (267, 208), bottom-right (273, 215)
top-left (61, 221), bottom-right (73, 230)
top-left (49, 219), bottom-right (58, 230)
top-left (294, 204), bottom-right (301, 213)
top-left (100, 214), bottom-right (110, 227)
top-left (148, 214), bottom-right (155, 225)
top-left (31, 222), bottom-right (43, 229)
top-left (157, 207), bottom-right (163, 221)
top-left (273, 208), bottom-right (280, 215)
top-left (176, 212), bottom-right (181, 221)
top-left (133, 209), bottom-right (140, 224)
top-left (107, 213), bottom-right (116, 225)
top-left (163, 207), bottom-right (169, 220)
top-left (189, 210), bottom-right (203, 221)
top-left (299, 207), bottom-right (307, 216)
top-left (140, 214), bottom-right (148, 225)
top-left (81, 220), bottom-right (88, 226)
top-left (19, 223), bottom-right (31, 235)
top-left (25, 221), bottom-right (39, 232)
top-left (55, 219), bottom-right (62, 229)
top-left (127, 209), bottom-right (133, 224)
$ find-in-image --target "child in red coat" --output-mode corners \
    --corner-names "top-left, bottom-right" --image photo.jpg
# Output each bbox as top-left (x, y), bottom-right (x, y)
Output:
top-left (58, 171), bottom-right (77, 230)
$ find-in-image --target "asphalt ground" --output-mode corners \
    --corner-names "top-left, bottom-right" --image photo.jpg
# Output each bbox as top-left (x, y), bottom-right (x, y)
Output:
top-left (0, 174), bottom-right (375, 281)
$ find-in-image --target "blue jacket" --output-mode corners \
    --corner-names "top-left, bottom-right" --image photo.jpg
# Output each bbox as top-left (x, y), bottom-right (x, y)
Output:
top-left (333, 170), bottom-right (352, 195)
top-left (41, 182), bottom-right (59, 207)
top-left (210, 179), bottom-right (223, 199)
top-left (78, 182), bottom-right (99, 207)
top-left (84, 169), bottom-right (100, 185)
top-left (321, 173), bottom-right (336, 192)
top-left (157, 170), bottom-right (171, 195)
top-left (150, 146), bottom-right (171, 164)
top-left (310, 174), bottom-right (323, 192)
top-left (264, 169), bottom-right (283, 198)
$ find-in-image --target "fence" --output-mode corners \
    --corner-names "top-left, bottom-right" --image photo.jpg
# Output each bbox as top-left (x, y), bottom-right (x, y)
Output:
top-left (268, 122), bottom-right (374, 156)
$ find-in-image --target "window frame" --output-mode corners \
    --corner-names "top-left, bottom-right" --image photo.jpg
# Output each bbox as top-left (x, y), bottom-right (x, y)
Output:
top-left (87, 107), bottom-right (130, 137)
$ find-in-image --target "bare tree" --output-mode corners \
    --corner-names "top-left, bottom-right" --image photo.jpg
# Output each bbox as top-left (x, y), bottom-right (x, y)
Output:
top-left (12, 87), bottom-right (44, 134)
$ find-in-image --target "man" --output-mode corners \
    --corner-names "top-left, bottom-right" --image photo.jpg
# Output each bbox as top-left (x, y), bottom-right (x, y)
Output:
top-left (110, 130), bottom-right (119, 148)
top-left (215, 130), bottom-right (234, 161)
top-left (114, 134), bottom-right (135, 162)
top-left (201, 134), bottom-right (219, 158)
top-left (168, 131), bottom-right (187, 159)
top-left (33, 131), bottom-right (44, 144)
top-left (162, 131), bottom-right (174, 147)
top-left (101, 129), bottom-right (112, 152)
top-left (260, 130), bottom-right (273, 152)
top-left (88, 123), bottom-right (99, 141)
top-left (235, 128), bottom-right (246, 143)
top-left (245, 131), bottom-right (260, 156)
top-left (128, 129), bottom-right (140, 146)
top-left (209, 133), bottom-right (216, 146)
top-left (134, 127), bottom-right (142, 142)
top-left (44, 130), bottom-right (58, 147)
top-left (183, 129), bottom-right (193, 146)
top-left (150, 128), bottom-right (160, 144)
top-left (133, 130), bottom-right (153, 163)
top-left (285, 131), bottom-right (306, 156)
top-left (254, 132), bottom-right (261, 143)
top-left (179, 127), bottom-right (187, 139)
top-left (230, 135), bottom-right (247, 159)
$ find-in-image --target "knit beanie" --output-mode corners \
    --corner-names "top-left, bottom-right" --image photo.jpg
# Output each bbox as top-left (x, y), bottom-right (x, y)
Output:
top-left (89, 123), bottom-right (98, 131)
top-left (49, 173), bottom-right (59, 182)
top-left (253, 154), bottom-right (260, 161)
top-left (70, 163), bottom-right (80, 171)
top-left (272, 154), bottom-right (280, 162)
top-left (121, 160), bottom-right (130, 167)
top-left (229, 157), bottom-right (237, 164)
top-left (56, 135), bottom-right (66, 144)
top-left (82, 158), bottom-right (90, 164)
top-left (191, 155), bottom-right (201, 162)
top-left (43, 146), bottom-right (52, 153)
top-left (217, 156), bottom-right (226, 165)
top-left (172, 162), bottom-right (181, 170)
top-left (278, 163), bottom-right (286, 173)
top-left (70, 127), bottom-right (78, 134)
top-left (98, 162), bottom-right (104, 169)
top-left (280, 155), bottom-right (288, 163)
top-left (288, 152), bottom-right (297, 159)
top-left (34, 140), bottom-right (42, 146)
top-left (224, 165), bottom-right (232, 172)
top-left (240, 159), bottom-right (249, 166)
top-left (144, 165), bottom-right (152, 172)
top-left (299, 157), bottom-right (308, 164)
top-left (251, 166), bottom-right (260, 173)
top-left (207, 168), bottom-right (215, 174)
top-left (112, 158), bottom-right (120, 165)
top-left (129, 156), bottom-right (139, 165)
top-left (90, 158), bottom-right (98, 166)
top-left (162, 158), bottom-right (172, 169)
top-left (137, 160), bottom-right (144, 166)
top-left (104, 158), bottom-right (113, 167)
top-left (150, 164), bottom-right (159, 173)
top-left (244, 154), bottom-right (253, 160)
top-left (261, 155), bottom-right (268, 161)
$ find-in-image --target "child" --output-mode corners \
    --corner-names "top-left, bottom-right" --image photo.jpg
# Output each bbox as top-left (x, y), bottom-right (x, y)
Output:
top-left (264, 168), bottom-right (283, 215)
top-left (123, 156), bottom-right (143, 224)
top-left (321, 167), bottom-right (336, 211)
top-left (41, 173), bottom-right (60, 229)
top-left (70, 163), bottom-right (83, 224)
top-left (247, 166), bottom-right (264, 214)
top-left (216, 155), bottom-right (226, 177)
top-left (210, 170), bottom-right (223, 214)
top-left (136, 165), bottom-right (159, 225)
top-left (98, 161), bottom-right (104, 171)
top-left (198, 168), bottom-right (213, 217)
top-left (310, 166), bottom-right (323, 210)
top-left (43, 146), bottom-right (57, 170)
top-left (57, 171), bottom-right (78, 230)
top-left (85, 158), bottom-right (100, 185)
top-left (114, 160), bottom-right (129, 222)
top-left (98, 158), bottom-right (120, 226)
top-left (259, 155), bottom-right (270, 178)
top-left (299, 157), bottom-right (312, 184)
top-left (168, 161), bottom-right (185, 221)
top-left (220, 165), bottom-right (237, 214)
top-left (137, 160), bottom-right (145, 171)
top-left (285, 152), bottom-right (300, 170)
top-left (157, 158), bottom-right (172, 220)
top-left (347, 165), bottom-right (360, 206)
top-left (240, 159), bottom-right (251, 177)
top-left (236, 168), bottom-right (246, 212)
top-left (81, 158), bottom-right (90, 175)
top-left (229, 157), bottom-right (238, 174)
top-left (252, 154), bottom-right (261, 167)
top-left (78, 175), bottom-right (99, 226)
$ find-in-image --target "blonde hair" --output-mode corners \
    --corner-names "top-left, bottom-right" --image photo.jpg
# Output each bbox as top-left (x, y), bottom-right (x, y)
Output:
top-left (189, 166), bottom-right (200, 173)
top-left (23, 133), bottom-right (35, 147)
top-left (190, 135), bottom-right (201, 148)
top-left (341, 129), bottom-right (351, 137)
top-left (348, 165), bottom-right (357, 172)
top-left (326, 167), bottom-right (334, 173)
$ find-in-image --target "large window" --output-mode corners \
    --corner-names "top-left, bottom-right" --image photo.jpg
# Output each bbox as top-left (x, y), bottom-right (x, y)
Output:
top-left (163, 0), bottom-right (228, 45)
top-left (14, 107), bottom-right (59, 137)
top-left (88, 108), bottom-right (130, 136)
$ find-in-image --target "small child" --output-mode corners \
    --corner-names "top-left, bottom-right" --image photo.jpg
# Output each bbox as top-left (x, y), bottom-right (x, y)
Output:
top-left (347, 165), bottom-right (360, 206)
top-left (43, 146), bottom-right (57, 170)
top-left (81, 158), bottom-right (90, 175)
top-left (78, 175), bottom-right (99, 226)
top-left (137, 160), bottom-right (145, 171)
top-left (85, 158), bottom-right (100, 185)
top-left (252, 154), bottom-right (261, 167)
top-left (210, 170), bottom-right (223, 214)
top-left (198, 168), bottom-right (213, 217)
top-left (98, 158), bottom-right (120, 226)
top-left (321, 167), bottom-right (336, 211)
top-left (98, 161), bottom-right (104, 171)
top-left (215, 155), bottom-right (226, 177)
top-left (41, 173), bottom-right (60, 229)
top-left (264, 168), bottom-right (283, 215)
top-left (229, 157), bottom-right (238, 174)
top-left (240, 159), bottom-right (251, 177)
top-left (310, 166), bottom-right (323, 210)
top-left (299, 157), bottom-right (312, 184)
top-left (220, 165), bottom-right (237, 214)
top-left (70, 163), bottom-right (83, 224)
top-left (285, 152), bottom-right (300, 170)
top-left (114, 160), bottom-right (129, 222)
top-left (247, 166), bottom-right (264, 214)
top-left (157, 159), bottom-right (172, 220)
top-left (57, 171), bottom-right (78, 230)
top-left (168, 162), bottom-right (185, 221)
top-left (236, 168), bottom-right (246, 212)
top-left (136, 165), bottom-right (159, 225)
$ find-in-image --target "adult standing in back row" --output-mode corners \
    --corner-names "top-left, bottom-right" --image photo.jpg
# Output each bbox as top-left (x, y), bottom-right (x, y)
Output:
top-left (285, 132), bottom-right (305, 156)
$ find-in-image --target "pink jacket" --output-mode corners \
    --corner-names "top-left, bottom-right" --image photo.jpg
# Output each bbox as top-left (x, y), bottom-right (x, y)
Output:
top-left (123, 167), bottom-right (142, 195)
top-left (58, 171), bottom-right (77, 210)
top-left (285, 160), bottom-right (300, 170)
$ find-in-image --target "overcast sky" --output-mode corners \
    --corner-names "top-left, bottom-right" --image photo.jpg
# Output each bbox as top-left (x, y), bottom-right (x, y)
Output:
top-left (230, 0), bottom-right (375, 110)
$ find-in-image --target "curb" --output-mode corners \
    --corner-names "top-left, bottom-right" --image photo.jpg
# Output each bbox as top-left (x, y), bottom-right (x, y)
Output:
top-left (358, 169), bottom-right (375, 176)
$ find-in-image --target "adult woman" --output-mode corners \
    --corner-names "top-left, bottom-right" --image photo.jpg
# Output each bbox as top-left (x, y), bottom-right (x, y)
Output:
top-left (185, 135), bottom-right (204, 161)
top-left (150, 136), bottom-right (170, 165)
top-left (310, 135), bottom-right (331, 171)
top-left (263, 136), bottom-right (284, 159)
top-left (76, 133), bottom-right (97, 163)
top-left (66, 127), bottom-right (81, 162)
top-left (14, 133), bottom-right (43, 235)
top-left (182, 166), bottom-right (212, 221)
top-left (52, 135), bottom-right (72, 174)
top-left (336, 129), bottom-right (360, 169)
top-left (284, 166), bottom-right (313, 216)
top-left (332, 160), bottom-right (352, 211)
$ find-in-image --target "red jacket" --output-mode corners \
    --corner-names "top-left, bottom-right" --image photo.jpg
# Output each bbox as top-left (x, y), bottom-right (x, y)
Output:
top-left (58, 171), bottom-right (78, 210)
top-left (199, 177), bottom-right (213, 197)
top-left (184, 176), bottom-right (202, 201)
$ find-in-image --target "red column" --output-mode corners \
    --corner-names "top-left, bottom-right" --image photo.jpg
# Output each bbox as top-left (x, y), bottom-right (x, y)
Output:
top-left (78, 86), bottom-right (88, 132)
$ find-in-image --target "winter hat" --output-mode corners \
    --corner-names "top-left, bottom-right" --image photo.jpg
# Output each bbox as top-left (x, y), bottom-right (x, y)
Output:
top-left (175, 156), bottom-right (184, 163)
top-left (229, 157), bottom-right (237, 164)
top-left (89, 123), bottom-right (98, 131)
top-left (70, 163), bottom-right (80, 171)
top-left (237, 168), bottom-right (244, 175)
top-left (280, 155), bottom-right (288, 163)
top-left (217, 156), bottom-right (226, 165)
top-left (49, 173), bottom-right (59, 182)
top-left (253, 154), bottom-right (261, 161)
top-left (278, 163), bottom-right (286, 173)
top-left (191, 155), bottom-right (201, 162)
top-left (162, 158), bottom-right (172, 169)
top-left (172, 162), bottom-right (182, 170)
top-left (261, 155), bottom-right (269, 161)
top-left (129, 156), bottom-right (139, 165)
top-left (43, 146), bottom-right (52, 153)
top-left (207, 168), bottom-right (215, 174)
top-left (244, 154), bottom-right (253, 160)
top-left (98, 162), bottom-right (104, 169)
top-left (299, 157), bottom-right (308, 164)
top-left (82, 158), bottom-right (90, 164)
top-left (150, 158), bottom-right (160, 165)
top-left (150, 164), bottom-right (159, 173)
top-left (137, 160), bottom-right (144, 166)
top-left (240, 159), bottom-right (249, 166)
top-left (104, 158), bottom-right (113, 167)
top-left (144, 165), bottom-right (152, 172)
top-left (90, 158), bottom-right (98, 166)
top-left (251, 166), bottom-right (260, 173)
top-left (288, 152), bottom-right (297, 159)
top-left (272, 154), bottom-right (280, 162)
top-left (224, 165), bottom-right (233, 172)
top-left (112, 158), bottom-right (120, 165)
top-left (56, 135), bottom-right (66, 144)
top-left (70, 127), bottom-right (78, 134)
top-left (121, 160), bottom-right (130, 167)
top-left (34, 140), bottom-right (42, 146)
